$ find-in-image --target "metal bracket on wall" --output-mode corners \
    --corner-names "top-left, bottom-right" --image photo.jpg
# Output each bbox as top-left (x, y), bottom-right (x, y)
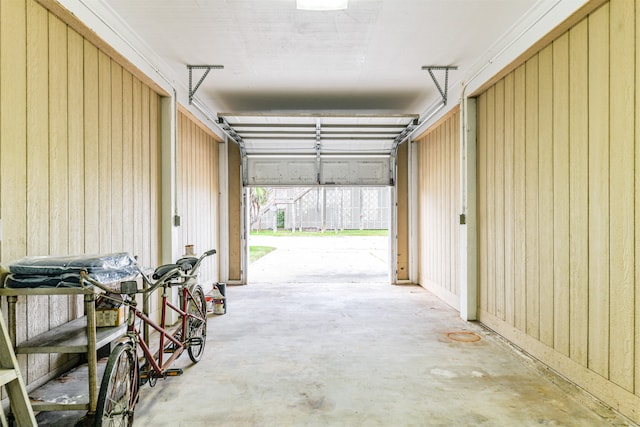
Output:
top-left (187, 64), bottom-right (224, 105)
top-left (421, 65), bottom-right (458, 105)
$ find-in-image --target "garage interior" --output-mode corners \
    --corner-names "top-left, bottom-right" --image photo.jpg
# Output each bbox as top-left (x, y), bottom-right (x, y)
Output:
top-left (1, 0), bottom-right (640, 425)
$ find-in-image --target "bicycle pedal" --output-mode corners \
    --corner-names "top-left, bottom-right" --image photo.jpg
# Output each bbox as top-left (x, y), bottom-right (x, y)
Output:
top-left (165, 369), bottom-right (183, 377)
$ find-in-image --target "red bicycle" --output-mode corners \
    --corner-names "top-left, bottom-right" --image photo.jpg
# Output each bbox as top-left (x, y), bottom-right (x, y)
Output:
top-left (81, 249), bottom-right (216, 426)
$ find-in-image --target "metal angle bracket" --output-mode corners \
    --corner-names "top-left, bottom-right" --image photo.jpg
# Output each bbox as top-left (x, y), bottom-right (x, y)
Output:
top-left (421, 65), bottom-right (458, 105)
top-left (187, 65), bottom-right (224, 104)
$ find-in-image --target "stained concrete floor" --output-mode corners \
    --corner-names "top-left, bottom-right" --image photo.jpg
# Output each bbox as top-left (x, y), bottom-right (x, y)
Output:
top-left (132, 281), bottom-right (632, 426)
top-left (129, 236), bottom-right (634, 426)
top-left (33, 236), bottom-right (636, 426)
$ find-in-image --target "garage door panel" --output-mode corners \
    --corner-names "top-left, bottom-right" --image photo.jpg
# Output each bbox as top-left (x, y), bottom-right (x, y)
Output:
top-left (321, 158), bottom-right (390, 185)
top-left (246, 156), bottom-right (391, 186)
top-left (247, 158), bottom-right (317, 185)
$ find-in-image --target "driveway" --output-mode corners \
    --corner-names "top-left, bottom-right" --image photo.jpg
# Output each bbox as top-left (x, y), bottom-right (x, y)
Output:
top-left (248, 235), bottom-right (389, 283)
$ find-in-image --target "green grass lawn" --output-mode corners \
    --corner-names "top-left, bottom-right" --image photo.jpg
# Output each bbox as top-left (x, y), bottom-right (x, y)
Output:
top-left (250, 229), bottom-right (388, 237)
top-left (249, 245), bottom-right (277, 263)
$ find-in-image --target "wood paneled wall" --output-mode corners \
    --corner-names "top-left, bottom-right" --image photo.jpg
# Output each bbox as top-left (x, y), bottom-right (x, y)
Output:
top-left (476, 1), bottom-right (639, 421)
top-left (176, 109), bottom-right (220, 285)
top-left (0, 0), bottom-right (162, 387)
top-left (416, 109), bottom-right (460, 308)
top-left (396, 142), bottom-right (409, 281)
top-left (227, 141), bottom-right (243, 282)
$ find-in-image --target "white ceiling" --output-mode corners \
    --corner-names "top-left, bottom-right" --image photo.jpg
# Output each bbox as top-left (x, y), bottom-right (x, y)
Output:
top-left (98, 0), bottom-right (540, 154)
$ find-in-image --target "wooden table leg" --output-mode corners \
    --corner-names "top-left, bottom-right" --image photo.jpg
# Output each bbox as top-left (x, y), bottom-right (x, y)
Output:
top-left (84, 293), bottom-right (98, 413)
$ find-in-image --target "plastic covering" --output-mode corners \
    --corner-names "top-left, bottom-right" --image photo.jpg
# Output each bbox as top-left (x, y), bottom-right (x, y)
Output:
top-left (5, 253), bottom-right (139, 288)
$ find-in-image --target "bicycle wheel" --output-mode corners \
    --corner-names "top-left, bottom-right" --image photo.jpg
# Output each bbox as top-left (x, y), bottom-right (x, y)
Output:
top-left (95, 341), bottom-right (138, 427)
top-left (186, 284), bottom-right (207, 363)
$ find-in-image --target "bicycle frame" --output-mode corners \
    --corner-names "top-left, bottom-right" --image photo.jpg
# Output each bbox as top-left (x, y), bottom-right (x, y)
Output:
top-left (126, 283), bottom-right (206, 378)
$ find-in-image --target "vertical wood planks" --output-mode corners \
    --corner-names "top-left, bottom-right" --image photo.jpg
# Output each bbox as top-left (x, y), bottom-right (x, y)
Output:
top-left (111, 62), bottom-right (123, 251)
top-left (228, 135), bottom-right (243, 280)
top-left (486, 87), bottom-right (495, 315)
top-left (473, 0), bottom-right (640, 419)
top-left (608, 0), bottom-right (634, 392)
top-left (636, 0), bottom-right (640, 399)
top-left (513, 64), bottom-right (527, 332)
top-left (98, 51), bottom-right (112, 253)
top-left (175, 110), bottom-right (220, 277)
top-left (587, 3), bottom-right (610, 378)
top-left (415, 110), bottom-right (461, 304)
top-left (568, 19), bottom-right (589, 367)
top-left (477, 93), bottom-right (487, 311)
top-left (3, 0), bottom-right (29, 383)
top-left (538, 44), bottom-right (554, 348)
top-left (1, 3), bottom-right (166, 390)
top-left (0, 0), bottom-right (27, 263)
top-left (552, 32), bottom-right (570, 357)
top-left (49, 14), bottom-right (68, 257)
top-left (149, 92), bottom-right (160, 266)
top-left (494, 80), bottom-right (505, 320)
top-left (452, 112), bottom-right (460, 296)
top-left (141, 85), bottom-right (150, 266)
top-left (67, 28), bottom-right (85, 319)
top-left (121, 71), bottom-right (134, 254)
top-left (67, 29), bottom-right (85, 258)
top-left (525, 56), bottom-right (539, 339)
top-left (25, 0), bottom-right (50, 382)
top-left (26, 1), bottom-right (49, 259)
top-left (503, 73), bottom-right (515, 326)
top-left (132, 77), bottom-right (142, 259)
top-left (83, 40), bottom-right (99, 254)
top-left (47, 13), bottom-right (69, 370)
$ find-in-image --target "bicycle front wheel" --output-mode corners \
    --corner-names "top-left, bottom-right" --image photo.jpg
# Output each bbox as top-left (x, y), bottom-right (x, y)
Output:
top-left (95, 341), bottom-right (138, 427)
top-left (187, 284), bottom-right (208, 363)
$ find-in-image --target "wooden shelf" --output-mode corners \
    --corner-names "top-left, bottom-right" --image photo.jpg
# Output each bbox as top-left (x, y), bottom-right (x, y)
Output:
top-left (16, 316), bottom-right (125, 354)
top-left (0, 285), bottom-right (125, 414)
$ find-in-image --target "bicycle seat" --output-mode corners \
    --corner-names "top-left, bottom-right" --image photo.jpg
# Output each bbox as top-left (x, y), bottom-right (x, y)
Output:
top-left (176, 256), bottom-right (198, 271)
top-left (152, 264), bottom-right (180, 280)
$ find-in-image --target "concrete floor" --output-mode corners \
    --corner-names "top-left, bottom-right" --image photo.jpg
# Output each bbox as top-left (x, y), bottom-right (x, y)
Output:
top-left (129, 237), bottom-right (633, 426)
top-left (248, 235), bottom-right (389, 284)
top-left (33, 236), bottom-right (636, 426)
top-left (132, 281), bottom-right (632, 426)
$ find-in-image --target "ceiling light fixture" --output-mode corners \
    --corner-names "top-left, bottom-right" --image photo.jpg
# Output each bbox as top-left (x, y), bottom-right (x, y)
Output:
top-left (296, 0), bottom-right (348, 11)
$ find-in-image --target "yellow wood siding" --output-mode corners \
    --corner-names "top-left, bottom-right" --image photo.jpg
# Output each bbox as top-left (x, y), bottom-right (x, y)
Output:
top-left (176, 110), bottom-right (220, 284)
top-left (476, 1), bottom-right (640, 422)
top-left (0, 0), bottom-right (162, 389)
top-left (397, 142), bottom-right (409, 281)
top-left (228, 141), bottom-right (242, 282)
top-left (416, 109), bottom-right (460, 308)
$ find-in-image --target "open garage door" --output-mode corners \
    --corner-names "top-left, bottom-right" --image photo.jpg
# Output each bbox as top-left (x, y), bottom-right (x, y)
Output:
top-left (219, 113), bottom-right (414, 285)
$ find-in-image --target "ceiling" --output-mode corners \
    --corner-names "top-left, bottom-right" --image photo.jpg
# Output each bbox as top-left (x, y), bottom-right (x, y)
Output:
top-left (100, 0), bottom-right (539, 155)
